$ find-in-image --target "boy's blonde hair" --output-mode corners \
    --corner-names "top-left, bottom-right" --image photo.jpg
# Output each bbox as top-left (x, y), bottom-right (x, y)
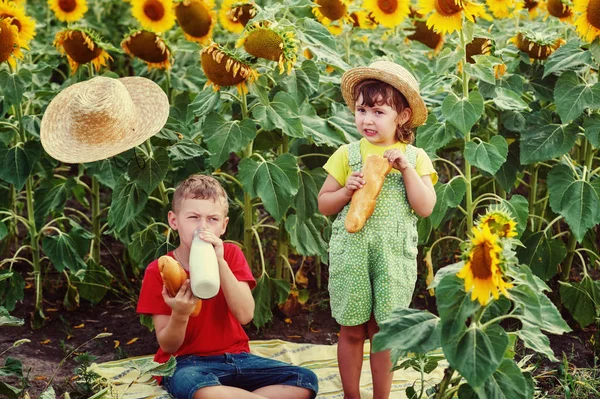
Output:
top-left (354, 79), bottom-right (414, 144)
top-left (172, 175), bottom-right (229, 214)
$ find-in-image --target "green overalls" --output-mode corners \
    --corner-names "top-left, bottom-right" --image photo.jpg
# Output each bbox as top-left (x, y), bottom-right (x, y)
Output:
top-left (328, 141), bottom-right (419, 326)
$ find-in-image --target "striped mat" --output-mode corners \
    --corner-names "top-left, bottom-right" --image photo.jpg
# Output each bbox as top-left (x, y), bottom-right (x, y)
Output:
top-left (89, 339), bottom-right (446, 398)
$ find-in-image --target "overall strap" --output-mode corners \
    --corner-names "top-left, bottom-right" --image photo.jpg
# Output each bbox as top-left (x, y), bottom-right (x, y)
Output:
top-left (348, 141), bottom-right (362, 173)
top-left (405, 144), bottom-right (418, 169)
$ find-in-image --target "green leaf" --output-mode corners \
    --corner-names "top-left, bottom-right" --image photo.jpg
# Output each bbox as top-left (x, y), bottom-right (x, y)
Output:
top-left (473, 359), bottom-right (530, 399)
top-left (189, 89), bottom-right (221, 120)
top-left (416, 114), bottom-right (455, 155)
top-left (285, 214), bottom-right (328, 258)
top-left (436, 47), bottom-right (464, 75)
top-left (75, 259), bottom-right (113, 304)
top-left (464, 136), bottom-right (508, 175)
top-left (39, 387), bottom-right (56, 399)
top-left (503, 194), bottom-right (529, 238)
top-left (238, 153), bottom-right (299, 221)
top-left (429, 178), bottom-right (467, 228)
top-left (252, 91), bottom-right (304, 138)
top-left (559, 275), bottom-right (600, 328)
top-left (429, 261), bottom-right (463, 291)
top-left (0, 271), bottom-right (24, 312)
top-left (517, 231), bottom-right (566, 280)
top-left (444, 324), bottom-right (509, 388)
top-left (0, 141), bottom-right (41, 191)
top-left (293, 169), bottom-right (321, 221)
top-left (493, 88), bottom-right (530, 111)
top-left (442, 91), bottom-right (484, 135)
top-left (85, 157), bottom-right (126, 190)
top-left (495, 147), bottom-right (520, 192)
top-left (271, 278), bottom-right (291, 304)
top-left (203, 113), bottom-right (257, 168)
top-left (168, 139), bottom-right (209, 161)
top-left (128, 147), bottom-right (169, 195)
top-left (0, 69), bottom-right (27, 108)
top-left (0, 221), bottom-right (7, 242)
top-left (554, 71), bottom-right (600, 123)
top-left (299, 102), bottom-right (346, 146)
top-left (42, 233), bottom-right (87, 273)
top-left (279, 61), bottom-right (320, 104)
top-left (298, 19), bottom-right (349, 70)
top-left (501, 111), bottom-right (526, 132)
top-left (548, 164), bottom-right (600, 242)
top-left (583, 114), bottom-right (600, 148)
top-left (516, 324), bottom-right (558, 362)
top-left (35, 178), bottom-right (76, 219)
top-left (520, 118), bottom-right (578, 164)
top-left (372, 308), bottom-right (441, 356)
top-left (0, 307), bottom-right (23, 327)
top-left (543, 40), bottom-right (593, 78)
top-left (252, 275), bottom-right (272, 329)
top-left (437, 274), bottom-right (480, 341)
top-left (107, 176), bottom-right (149, 232)
top-left (464, 57), bottom-right (497, 85)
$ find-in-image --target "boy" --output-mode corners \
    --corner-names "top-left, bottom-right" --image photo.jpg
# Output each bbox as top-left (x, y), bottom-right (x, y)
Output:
top-left (137, 175), bottom-right (318, 399)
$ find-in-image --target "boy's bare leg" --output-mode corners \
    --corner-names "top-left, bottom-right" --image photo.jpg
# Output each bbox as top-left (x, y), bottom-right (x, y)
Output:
top-left (367, 314), bottom-right (393, 399)
top-left (338, 323), bottom-right (368, 399)
top-left (253, 385), bottom-right (313, 398)
top-left (194, 386), bottom-right (267, 399)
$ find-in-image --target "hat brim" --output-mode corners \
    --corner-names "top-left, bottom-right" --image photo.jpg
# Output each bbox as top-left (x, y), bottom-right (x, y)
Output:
top-left (341, 67), bottom-right (428, 128)
top-left (41, 77), bottom-right (170, 164)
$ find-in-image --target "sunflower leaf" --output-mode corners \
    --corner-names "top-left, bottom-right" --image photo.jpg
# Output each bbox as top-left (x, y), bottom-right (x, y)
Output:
top-left (519, 112), bottom-right (578, 164)
top-left (559, 276), bottom-right (600, 328)
top-left (583, 113), bottom-right (600, 148)
top-left (107, 176), bottom-right (149, 233)
top-left (372, 308), bottom-right (441, 357)
top-left (459, 359), bottom-right (531, 399)
top-left (464, 135), bottom-right (508, 175)
top-left (252, 92), bottom-right (304, 138)
top-left (516, 323), bottom-right (558, 362)
top-left (441, 91), bottom-right (484, 135)
top-left (0, 141), bottom-right (41, 192)
top-left (203, 113), bottom-right (256, 169)
top-left (127, 147), bottom-right (170, 195)
top-left (292, 168), bottom-right (325, 221)
top-left (517, 230), bottom-right (566, 281)
top-left (543, 40), bottom-right (593, 78)
top-left (285, 214), bottom-right (328, 258)
top-left (493, 87), bottom-right (530, 111)
top-left (443, 324), bottom-right (509, 389)
top-left (429, 178), bottom-right (467, 228)
top-left (554, 71), bottom-right (600, 123)
top-left (416, 114), bottom-right (455, 156)
top-left (548, 164), bottom-right (600, 242)
top-left (42, 233), bottom-right (87, 273)
top-left (238, 153), bottom-right (299, 222)
top-left (437, 274), bottom-right (480, 341)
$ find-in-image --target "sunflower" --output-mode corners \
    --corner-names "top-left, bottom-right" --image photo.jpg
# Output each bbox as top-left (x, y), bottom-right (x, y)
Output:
top-left (457, 224), bottom-right (513, 306)
top-left (227, 0), bottom-right (256, 27)
top-left (311, 0), bottom-right (352, 35)
top-left (407, 9), bottom-right (444, 53)
top-left (465, 36), bottom-right (491, 63)
top-left (574, 0), bottom-right (600, 42)
top-left (418, 0), bottom-right (489, 34)
top-left (546, 0), bottom-right (573, 21)
top-left (485, 0), bottom-right (517, 17)
top-left (363, 0), bottom-right (410, 28)
top-left (0, 17), bottom-right (23, 68)
top-left (236, 21), bottom-right (297, 74)
top-left (219, 0), bottom-right (251, 33)
top-left (200, 42), bottom-right (258, 94)
top-left (510, 30), bottom-right (564, 59)
top-left (122, 29), bottom-right (171, 70)
top-left (54, 28), bottom-right (112, 74)
top-left (350, 10), bottom-right (377, 29)
top-left (477, 207), bottom-right (517, 238)
top-left (48, 0), bottom-right (87, 22)
top-left (521, 0), bottom-right (545, 17)
top-left (131, 0), bottom-right (175, 33)
top-left (0, 0), bottom-right (35, 47)
top-left (174, 0), bottom-right (215, 44)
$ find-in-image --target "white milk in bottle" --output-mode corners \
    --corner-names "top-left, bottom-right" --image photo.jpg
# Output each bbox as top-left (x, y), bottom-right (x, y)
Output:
top-left (189, 228), bottom-right (220, 299)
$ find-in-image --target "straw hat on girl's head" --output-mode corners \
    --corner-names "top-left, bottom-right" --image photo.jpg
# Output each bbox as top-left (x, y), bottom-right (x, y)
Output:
top-left (341, 60), bottom-right (428, 128)
top-left (41, 76), bottom-right (169, 164)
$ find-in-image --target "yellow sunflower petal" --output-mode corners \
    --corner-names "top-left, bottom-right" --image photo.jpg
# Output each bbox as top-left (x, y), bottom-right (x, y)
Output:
top-left (363, 0), bottom-right (410, 28)
top-left (131, 0), bottom-right (176, 33)
top-left (48, 0), bottom-right (88, 22)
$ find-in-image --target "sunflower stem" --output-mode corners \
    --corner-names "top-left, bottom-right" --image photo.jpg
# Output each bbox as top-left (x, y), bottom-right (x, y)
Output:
top-left (90, 176), bottom-right (101, 265)
top-left (240, 91), bottom-right (256, 273)
top-left (435, 367), bottom-right (455, 399)
top-left (459, 27), bottom-right (473, 233)
top-left (560, 234), bottom-right (578, 281)
top-left (528, 165), bottom-right (538, 230)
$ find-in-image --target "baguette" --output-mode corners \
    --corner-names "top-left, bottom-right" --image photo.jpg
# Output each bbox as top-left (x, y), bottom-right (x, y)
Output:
top-left (158, 255), bottom-right (202, 317)
top-left (345, 154), bottom-right (392, 233)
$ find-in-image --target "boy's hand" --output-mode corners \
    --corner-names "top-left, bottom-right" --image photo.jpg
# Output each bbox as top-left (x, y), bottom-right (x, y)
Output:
top-left (162, 279), bottom-right (200, 317)
top-left (344, 171), bottom-right (365, 197)
top-left (198, 229), bottom-right (225, 261)
top-left (384, 149), bottom-right (411, 172)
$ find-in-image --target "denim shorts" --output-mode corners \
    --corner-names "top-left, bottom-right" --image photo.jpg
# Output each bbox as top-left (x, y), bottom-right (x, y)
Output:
top-left (162, 352), bottom-right (318, 399)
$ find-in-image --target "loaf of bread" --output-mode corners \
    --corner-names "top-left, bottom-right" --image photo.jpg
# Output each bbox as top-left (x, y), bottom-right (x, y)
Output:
top-left (158, 255), bottom-right (202, 317)
top-left (345, 154), bottom-right (392, 233)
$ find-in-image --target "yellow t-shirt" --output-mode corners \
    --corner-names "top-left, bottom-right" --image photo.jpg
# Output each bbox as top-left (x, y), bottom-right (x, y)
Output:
top-left (323, 139), bottom-right (438, 187)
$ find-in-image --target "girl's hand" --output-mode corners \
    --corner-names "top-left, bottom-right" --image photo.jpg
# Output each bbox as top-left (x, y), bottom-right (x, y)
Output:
top-left (162, 279), bottom-right (200, 317)
top-left (198, 228), bottom-right (225, 261)
top-left (384, 149), bottom-right (411, 172)
top-left (344, 171), bottom-right (365, 197)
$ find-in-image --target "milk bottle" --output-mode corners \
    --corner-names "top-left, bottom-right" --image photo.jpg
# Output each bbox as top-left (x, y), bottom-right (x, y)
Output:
top-left (189, 228), bottom-right (220, 299)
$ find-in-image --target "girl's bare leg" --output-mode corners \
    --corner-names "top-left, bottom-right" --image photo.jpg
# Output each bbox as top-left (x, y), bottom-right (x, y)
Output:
top-left (338, 323), bottom-right (368, 399)
top-left (253, 385), bottom-right (313, 399)
top-left (367, 314), bottom-right (393, 399)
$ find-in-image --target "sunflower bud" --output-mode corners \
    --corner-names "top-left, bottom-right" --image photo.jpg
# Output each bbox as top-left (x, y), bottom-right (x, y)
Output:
top-left (54, 29), bottom-right (112, 74)
top-left (201, 42), bottom-right (258, 94)
top-left (512, 31), bottom-right (564, 60)
top-left (237, 22), bottom-right (298, 74)
top-left (175, 0), bottom-right (215, 44)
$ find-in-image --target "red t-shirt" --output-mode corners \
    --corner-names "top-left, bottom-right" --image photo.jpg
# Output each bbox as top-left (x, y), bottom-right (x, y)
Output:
top-left (137, 243), bottom-right (256, 368)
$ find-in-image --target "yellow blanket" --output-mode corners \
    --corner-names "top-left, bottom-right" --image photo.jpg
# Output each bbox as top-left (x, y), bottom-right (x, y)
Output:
top-left (89, 340), bottom-right (446, 399)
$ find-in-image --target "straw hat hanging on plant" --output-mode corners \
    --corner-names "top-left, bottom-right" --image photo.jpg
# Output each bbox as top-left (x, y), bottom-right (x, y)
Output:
top-left (40, 76), bottom-right (169, 163)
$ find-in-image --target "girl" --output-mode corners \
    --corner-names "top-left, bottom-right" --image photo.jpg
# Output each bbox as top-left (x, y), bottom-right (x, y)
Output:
top-left (318, 60), bottom-right (438, 399)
